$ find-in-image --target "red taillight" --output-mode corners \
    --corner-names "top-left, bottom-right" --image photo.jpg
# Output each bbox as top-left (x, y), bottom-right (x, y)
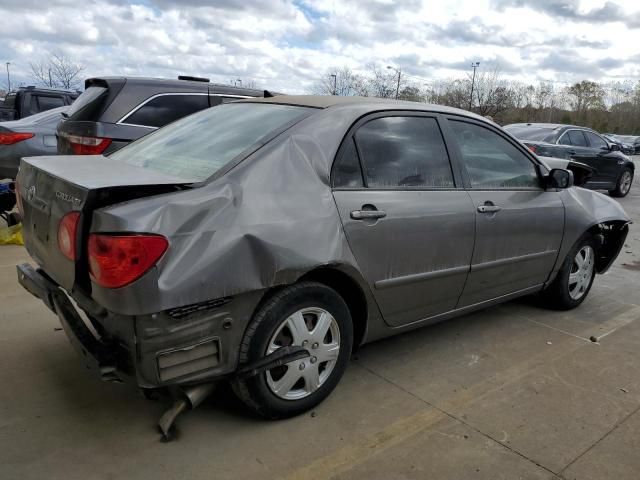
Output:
top-left (58, 212), bottom-right (81, 260)
top-left (0, 132), bottom-right (34, 145)
top-left (88, 234), bottom-right (168, 289)
top-left (66, 134), bottom-right (112, 155)
top-left (526, 144), bottom-right (537, 154)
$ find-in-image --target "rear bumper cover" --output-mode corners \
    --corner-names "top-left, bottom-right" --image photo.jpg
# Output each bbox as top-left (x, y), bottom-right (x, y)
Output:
top-left (17, 263), bottom-right (258, 387)
top-left (17, 263), bottom-right (121, 380)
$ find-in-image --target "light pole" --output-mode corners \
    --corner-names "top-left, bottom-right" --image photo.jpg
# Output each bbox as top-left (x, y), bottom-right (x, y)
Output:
top-left (469, 61), bottom-right (480, 111)
top-left (387, 65), bottom-right (401, 100)
top-left (330, 73), bottom-right (337, 95)
top-left (5, 62), bottom-right (10, 92)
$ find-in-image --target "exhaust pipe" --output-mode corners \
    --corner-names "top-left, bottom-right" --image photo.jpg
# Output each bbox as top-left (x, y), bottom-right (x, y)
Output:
top-left (158, 383), bottom-right (216, 441)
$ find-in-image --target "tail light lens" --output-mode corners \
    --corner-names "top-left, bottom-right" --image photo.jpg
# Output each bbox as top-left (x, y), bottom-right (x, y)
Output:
top-left (65, 134), bottom-right (112, 155)
top-left (526, 144), bottom-right (537, 154)
top-left (88, 234), bottom-right (168, 288)
top-left (0, 132), bottom-right (34, 145)
top-left (58, 212), bottom-right (81, 260)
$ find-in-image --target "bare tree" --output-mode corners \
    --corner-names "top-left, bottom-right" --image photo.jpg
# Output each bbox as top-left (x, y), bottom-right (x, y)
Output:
top-left (310, 67), bottom-right (368, 96)
top-left (30, 53), bottom-right (84, 90)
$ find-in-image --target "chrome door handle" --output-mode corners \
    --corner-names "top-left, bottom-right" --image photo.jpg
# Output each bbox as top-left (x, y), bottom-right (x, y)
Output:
top-left (477, 205), bottom-right (501, 213)
top-left (351, 210), bottom-right (387, 220)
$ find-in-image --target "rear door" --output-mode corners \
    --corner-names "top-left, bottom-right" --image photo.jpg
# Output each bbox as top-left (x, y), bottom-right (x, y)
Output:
top-left (445, 117), bottom-right (564, 307)
top-left (332, 113), bottom-right (475, 327)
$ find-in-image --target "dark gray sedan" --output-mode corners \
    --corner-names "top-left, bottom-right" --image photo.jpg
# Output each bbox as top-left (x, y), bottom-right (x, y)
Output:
top-left (16, 97), bottom-right (630, 429)
top-left (0, 106), bottom-right (67, 180)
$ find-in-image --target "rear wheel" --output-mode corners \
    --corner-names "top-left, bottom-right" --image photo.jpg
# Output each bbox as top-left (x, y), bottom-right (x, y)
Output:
top-left (232, 282), bottom-right (353, 419)
top-left (540, 236), bottom-right (597, 310)
top-left (609, 168), bottom-right (633, 198)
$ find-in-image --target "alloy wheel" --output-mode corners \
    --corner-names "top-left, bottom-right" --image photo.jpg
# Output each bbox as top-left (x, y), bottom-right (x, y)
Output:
top-left (265, 307), bottom-right (341, 400)
top-left (620, 171), bottom-right (632, 196)
top-left (568, 245), bottom-right (595, 300)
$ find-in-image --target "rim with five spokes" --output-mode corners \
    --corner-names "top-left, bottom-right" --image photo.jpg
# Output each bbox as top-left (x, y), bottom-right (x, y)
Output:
top-left (568, 245), bottom-right (595, 300)
top-left (265, 307), bottom-right (341, 400)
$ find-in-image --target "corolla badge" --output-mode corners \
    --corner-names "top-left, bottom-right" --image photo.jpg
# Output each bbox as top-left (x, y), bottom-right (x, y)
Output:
top-left (27, 185), bottom-right (36, 201)
top-left (55, 191), bottom-right (82, 206)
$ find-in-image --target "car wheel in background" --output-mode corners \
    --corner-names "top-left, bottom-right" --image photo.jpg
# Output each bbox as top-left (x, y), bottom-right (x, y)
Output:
top-left (540, 236), bottom-right (597, 310)
top-left (609, 167), bottom-right (633, 198)
top-left (232, 281), bottom-right (353, 419)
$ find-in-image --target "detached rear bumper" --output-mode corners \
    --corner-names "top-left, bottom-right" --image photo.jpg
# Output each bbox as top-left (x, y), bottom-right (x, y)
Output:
top-left (17, 263), bottom-right (123, 381)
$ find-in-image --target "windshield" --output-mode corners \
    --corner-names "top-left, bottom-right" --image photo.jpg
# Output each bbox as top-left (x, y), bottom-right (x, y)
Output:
top-left (504, 125), bottom-right (558, 142)
top-left (109, 102), bottom-right (314, 181)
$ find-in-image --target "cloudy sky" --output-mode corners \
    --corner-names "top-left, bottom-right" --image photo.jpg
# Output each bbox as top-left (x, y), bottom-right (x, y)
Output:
top-left (2, 0), bottom-right (640, 92)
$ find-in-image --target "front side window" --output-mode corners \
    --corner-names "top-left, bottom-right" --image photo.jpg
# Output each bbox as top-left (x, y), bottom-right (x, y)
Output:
top-left (33, 95), bottom-right (65, 113)
top-left (354, 116), bottom-right (454, 188)
top-left (567, 130), bottom-right (587, 147)
top-left (449, 120), bottom-right (540, 189)
top-left (585, 131), bottom-right (607, 149)
top-left (124, 94), bottom-right (209, 128)
top-left (110, 103), bottom-right (313, 181)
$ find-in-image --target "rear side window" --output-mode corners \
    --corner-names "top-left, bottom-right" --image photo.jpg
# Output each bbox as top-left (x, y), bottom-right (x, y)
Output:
top-left (31, 95), bottom-right (65, 114)
top-left (450, 120), bottom-right (540, 189)
top-left (567, 130), bottom-right (587, 147)
top-left (585, 131), bottom-right (607, 149)
top-left (123, 94), bottom-right (209, 128)
top-left (110, 103), bottom-right (313, 181)
top-left (333, 138), bottom-right (364, 188)
top-left (354, 116), bottom-right (454, 188)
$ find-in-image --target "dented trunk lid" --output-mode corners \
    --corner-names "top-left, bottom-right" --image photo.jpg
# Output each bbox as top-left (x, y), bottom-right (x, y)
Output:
top-left (17, 155), bottom-right (192, 292)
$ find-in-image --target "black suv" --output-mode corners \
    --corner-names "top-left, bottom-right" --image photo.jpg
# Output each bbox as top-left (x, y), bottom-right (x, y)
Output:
top-left (57, 76), bottom-right (274, 155)
top-left (504, 123), bottom-right (635, 197)
top-left (0, 86), bottom-right (79, 121)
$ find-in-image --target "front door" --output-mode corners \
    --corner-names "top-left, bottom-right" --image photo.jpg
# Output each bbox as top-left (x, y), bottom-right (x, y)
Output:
top-left (445, 118), bottom-right (565, 307)
top-left (332, 114), bottom-right (475, 327)
top-left (583, 130), bottom-right (622, 186)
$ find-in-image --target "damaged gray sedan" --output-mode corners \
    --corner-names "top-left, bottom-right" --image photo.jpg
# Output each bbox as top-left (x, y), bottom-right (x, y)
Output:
top-left (16, 96), bottom-right (630, 428)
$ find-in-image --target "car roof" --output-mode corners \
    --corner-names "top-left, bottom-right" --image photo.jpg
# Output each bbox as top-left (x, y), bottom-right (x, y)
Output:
top-left (505, 122), bottom-right (592, 131)
top-left (239, 95), bottom-right (491, 119)
top-left (87, 76), bottom-right (267, 96)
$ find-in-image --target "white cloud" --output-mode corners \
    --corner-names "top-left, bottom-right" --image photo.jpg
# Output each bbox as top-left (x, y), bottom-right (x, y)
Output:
top-left (1, 0), bottom-right (640, 92)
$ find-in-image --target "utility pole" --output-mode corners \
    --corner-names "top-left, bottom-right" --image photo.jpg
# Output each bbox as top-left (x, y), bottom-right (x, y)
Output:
top-left (469, 62), bottom-right (480, 111)
top-left (236, 79), bottom-right (242, 87)
top-left (387, 65), bottom-right (401, 100)
top-left (330, 73), bottom-right (337, 95)
top-left (5, 62), bottom-right (10, 92)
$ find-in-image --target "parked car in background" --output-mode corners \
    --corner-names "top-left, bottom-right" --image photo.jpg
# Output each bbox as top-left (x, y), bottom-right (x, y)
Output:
top-left (0, 86), bottom-right (78, 122)
top-left (603, 134), bottom-right (634, 155)
top-left (613, 135), bottom-right (640, 154)
top-left (18, 97), bottom-right (630, 425)
top-left (0, 106), bottom-right (68, 179)
top-left (504, 123), bottom-right (635, 197)
top-left (57, 76), bottom-right (276, 155)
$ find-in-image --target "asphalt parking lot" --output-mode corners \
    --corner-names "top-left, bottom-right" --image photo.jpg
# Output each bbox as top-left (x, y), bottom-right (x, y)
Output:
top-left (1, 164), bottom-right (639, 480)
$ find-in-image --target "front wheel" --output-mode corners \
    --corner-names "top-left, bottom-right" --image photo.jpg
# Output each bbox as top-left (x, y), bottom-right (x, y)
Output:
top-left (232, 282), bottom-right (353, 419)
top-left (540, 236), bottom-right (597, 310)
top-left (609, 168), bottom-right (633, 198)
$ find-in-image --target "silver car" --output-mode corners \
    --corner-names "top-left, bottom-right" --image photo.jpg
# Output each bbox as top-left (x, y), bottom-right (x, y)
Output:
top-left (16, 96), bottom-right (630, 432)
top-left (0, 106), bottom-right (67, 180)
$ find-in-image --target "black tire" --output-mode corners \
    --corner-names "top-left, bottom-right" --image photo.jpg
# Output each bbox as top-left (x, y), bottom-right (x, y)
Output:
top-left (540, 235), bottom-right (597, 310)
top-left (609, 167), bottom-right (633, 198)
top-left (232, 281), bottom-right (353, 419)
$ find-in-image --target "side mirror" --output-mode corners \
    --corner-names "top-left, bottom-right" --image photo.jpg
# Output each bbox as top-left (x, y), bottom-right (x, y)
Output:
top-left (609, 143), bottom-right (620, 152)
top-left (546, 168), bottom-right (574, 189)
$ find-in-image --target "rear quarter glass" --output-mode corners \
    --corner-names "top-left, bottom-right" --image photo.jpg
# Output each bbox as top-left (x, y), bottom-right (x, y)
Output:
top-left (109, 103), bottom-right (314, 182)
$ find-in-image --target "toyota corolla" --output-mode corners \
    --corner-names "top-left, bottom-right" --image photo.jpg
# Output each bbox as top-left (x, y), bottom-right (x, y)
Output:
top-left (16, 96), bottom-right (630, 433)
